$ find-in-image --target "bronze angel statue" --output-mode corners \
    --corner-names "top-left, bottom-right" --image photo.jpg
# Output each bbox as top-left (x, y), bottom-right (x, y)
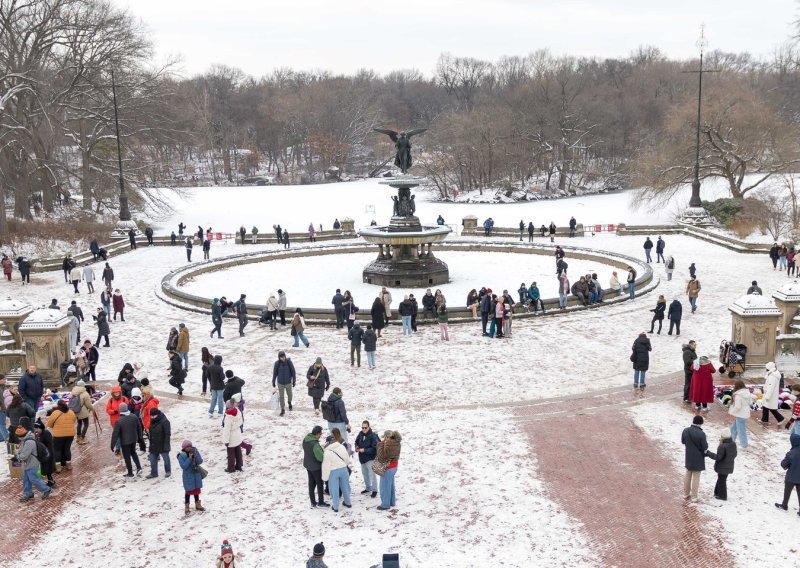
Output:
top-left (373, 127), bottom-right (427, 174)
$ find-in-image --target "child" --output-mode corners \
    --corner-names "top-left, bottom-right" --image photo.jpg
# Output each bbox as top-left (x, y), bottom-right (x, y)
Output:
top-left (112, 289), bottom-right (125, 321)
top-left (216, 540), bottom-right (236, 567)
top-left (706, 427), bottom-right (737, 501)
top-left (784, 385), bottom-right (800, 434)
top-left (437, 305), bottom-right (449, 341)
top-left (177, 440), bottom-right (205, 513)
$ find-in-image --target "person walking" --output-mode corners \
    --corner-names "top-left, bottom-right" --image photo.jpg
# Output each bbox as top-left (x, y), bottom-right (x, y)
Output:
top-left (648, 295), bottom-right (666, 334)
top-left (348, 322), bottom-right (364, 367)
top-left (325, 387), bottom-right (351, 443)
top-left (94, 307), bottom-right (110, 347)
top-left (234, 294), bottom-right (248, 337)
top-left (376, 430), bottom-right (402, 511)
top-left (643, 237), bottom-right (653, 263)
top-left (47, 399), bottom-right (77, 473)
top-left (668, 298), bottom-right (682, 336)
top-left (71, 379), bottom-right (93, 445)
top-left (322, 428), bottom-right (352, 512)
top-left (631, 332), bottom-right (651, 389)
top-left (769, 243), bottom-right (780, 270)
top-left (1, 254), bottom-right (13, 281)
top-left (272, 351), bottom-right (296, 417)
top-left (168, 350), bottom-right (187, 395)
top-left (69, 264), bottom-right (82, 294)
top-left (355, 420), bottom-right (379, 498)
top-left (100, 287), bottom-right (112, 319)
top-left (728, 379), bottom-right (753, 448)
top-left (686, 275), bottom-right (701, 313)
top-left (146, 408), bottom-right (172, 479)
top-left (110, 402), bottom-right (143, 478)
top-left (681, 415), bottom-right (709, 502)
top-left (682, 340), bottom-right (697, 403)
top-left (208, 355), bottom-right (225, 417)
top-left (655, 236), bottom-right (666, 263)
top-left (776, 432), bottom-right (800, 513)
top-left (177, 440), bottom-right (205, 513)
top-left (62, 254), bottom-right (75, 282)
top-left (303, 426), bottom-right (328, 508)
top-left (15, 419), bottom-right (52, 501)
top-left (102, 262), bottom-right (114, 289)
top-left (706, 427), bottom-right (737, 501)
top-left (331, 289), bottom-right (345, 329)
top-left (177, 323), bottom-right (190, 370)
top-left (291, 308), bottom-right (310, 348)
top-left (437, 305), bottom-right (450, 341)
top-left (307, 357), bottom-right (330, 415)
top-left (761, 361), bottom-right (786, 425)
top-left (690, 355), bottom-right (716, 412)
top-left (210, 298), bottom-right (223, 339)
top-left (222, 399), bottom-right (244, 473)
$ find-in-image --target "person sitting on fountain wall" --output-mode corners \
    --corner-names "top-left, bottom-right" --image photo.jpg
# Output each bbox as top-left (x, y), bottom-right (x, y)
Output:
top-left (370, 220), bottom-right (377, 226)
top-left (437, 215), bottom-right (445, 226)
top-left (333, 218), bottom-right (341, 230)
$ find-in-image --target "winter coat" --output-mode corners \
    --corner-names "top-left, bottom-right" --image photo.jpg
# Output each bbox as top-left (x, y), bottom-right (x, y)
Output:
top-left (272, 358), bottom-right (296, 387)
top-left (327, 392), bottom-right (348, 424)
top-left (306, 365), bottom-right (330, 399)
top-left (681, 425), bottom-right (708, 471)
top-left (380, 290), bottom-right (393, 308)
top-left (398, 300), bottom-right (414, 316)
top-left (121, 378), bottom-right (141, 400)
top-left (494, 302), bottom-right (505, 319)
top-left (278, 292), bottom-right (287, 310)
top-left (17, 431), bottom-right (42, 471)
top-left (668, 300), bottom-right (682, 321)
top-left (112, 293), bottom-right (125, 311)
top-left (177, 327), bottom-right (190, 352)
top-left (331, 293), bottom-right (344, 310)
top-left (7, 403), bottom-right (35, 429)
top-left (707, 438), bottom-right (737, 475)
top-left (763, 363), bottom-right (782, 410)
top-left (222, 409), bottom-right (243, 447)
top-left (266, 296), bottom-right (279, 311)
top-left (630, 335), bottom-right (651, 371)
top-left (47, 408), bottom-right (78, 438)
top-left (223, 376), bottom-right (246, 402)
top-left (690, 359), bottom-right (716, 404)
top-left (102, 267), bottom-right (114, 282)
top-left (18, 371), bottom-right (44, 404)
top-left (95, 311), bottom-right (110, 335)
top-left (166, 329), bottom-right (178, 351)
top-left (70, 386), bottom-right (93, 420)
top-left (69, 266), bottom-right (82, 281)
top-left (67, 304), bottom-right (84, 321)
top-left (665, 257), bottom-right (675, 273)
top-left (682, 344), bottom-right (697, 373)
top-left (370, 303), bottom-right (386, 330)
top-left (106, 394), bottom-right (129, 427)
top-left (651, 300), bottom-right (666, 321)
top-left (37, 428), bottom-right (56, 476)
top-left (437, 310), bottom-right (449, 324)
top-left (423, 293), bottom-right (436, 310)
top-left (781, 435), bottom-right (800, 484)
top-left (348, 324), bottom-right (365, 346)
top-left (291, 314), bottom-right (305, 332)
top-left (211, 302), bottom-right (222, 323)
top-left (1, 257), bottom-right (13, 275)
top-left (355, 428), bottom-right (380, 464)
top-left (321, 441), bottom-right (351, 482)
top-left (480, 294), bottom-right (492, 314)
top-left (729, 388), bottom-right (754, 419)
top-left (169, 353), bottom-right (186, 384)
top-left (208, 356), bottom-right (225, 391)
top-left (110, 412), bottom-right (143, 447)
top-left (178, 448), bottom-right (204, 491)
top-left (686, 279), bottom-right (701, 298)
top-left (377, 436), bottom-right (402, 466)
top-left (303, 434), bottom-right (324, 471)
top-left (148, 413), bottom-right (171, 454)
top-left (363, 329), bottom-right (377, 352)
top-left (527, 286), bottom-right (540, 301)
top-left (643, 238), bottom-right (653, 250)
top-left (141, 396), bottom-right (159, 430)
top-left (656, 238), bottom-right (665, 253)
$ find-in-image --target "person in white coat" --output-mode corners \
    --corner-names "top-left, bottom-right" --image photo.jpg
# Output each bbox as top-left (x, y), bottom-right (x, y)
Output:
top-left (277, 289), bottom-right (287, 326)
top-left (728, 379), bottom-right (754, 448)
top-left (68, 314), bottom-right (80, 348)
top-left (133, 361), bottom-right (148, 383)
top-left (69, 265), bottom-right (82, 294)
top-left (322, 428), bottom-right (352, 512)
top-left (82, 264), bottom-right (96, 293)
top-left (222, 399), bottom-right (243, 472)
top-left (761, 361), bottom-right (786, 425)
top-left (665, 255), bottom-right (675, 281)
top-left (266, 293), bottom-right (280, 331)
top-left (380, 287), bottom-right (393, 324)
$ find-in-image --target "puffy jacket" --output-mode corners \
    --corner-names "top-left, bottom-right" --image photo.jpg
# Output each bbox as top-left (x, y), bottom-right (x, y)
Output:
top-left (18, 371), bottom-right (44, 405)
top-left (208, 355), bottom-right (225, 390)
top-left (363, 329), bottom-right (377, 352)
top-left (47, 408), bottom-right (78, 438)
top-left (348, 324), bottom-right (365, 346)
top-left (327, 393), bottom-right (348, 424)
top-left (728, 388), bottom-right (754, 419)
top-left (686, 279), bottom-right (701, 298)
top-left (707, 438), bottom-right (737, 475)
top-left (222, 409), bottom-right (243, 447)
top-left (651, 301), bottom-right (666, 320)
top-left (178, 448), bottom-right (204, 491)
top-left (422, 294), bottom-right (435, 310)
top-left (682, 344), bottom-right (697, 372)
top-left (110, 412), bottom-right (142, 448)
top-left (480, 294), bottom-right (492, 314)
top-left (148, 412), bottom-right (171, 454)
top-left (763, 363), bottom-right (782, 410)
top-left (106, 392), bottom-right (129, 427)
top-left (141, 396), bottom-right (160, 430)
top-left (398, 300), bottom-right (413, 316)
top-left (355, 428), bottom-right (380, 464)
top-left (272, 358), bottom-right (296, 387)
top-left (169, 353), bottom-right (186, 384)
top-left (782, 435), bottom-right (800, 484)
top-left (223, 376), bottom-right (246, 402)
top-left (668, 300), bottom-right (683, 321)
top-left (303, 434), bottom-right (324, 471)
top-left (321, 441), bottom-right (351, 482)
top-left (291, 314), bottom-right (305, 332)
top-left (70, 386), bottom-right (93, 420)
top-left (631, 335), bottom-right (651, 371)
top-left (528, 286), bottom-right (540, 301)
top-left (17, 431), bottom-right (42, 471)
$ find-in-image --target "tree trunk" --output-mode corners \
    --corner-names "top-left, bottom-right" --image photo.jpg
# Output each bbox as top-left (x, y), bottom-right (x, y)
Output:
top-left (222, 147), bottom-right (232, 182)
top-left (80, 120), bottom-right (93, 211)
top-left (0, 183), bottom-right (8, 243)
top-left (13, 164), bottom-right (31, 219)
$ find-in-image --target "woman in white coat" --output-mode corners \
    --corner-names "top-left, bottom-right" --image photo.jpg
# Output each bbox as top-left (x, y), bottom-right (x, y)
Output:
top-left (222, 399), bottom-right (244, 472)
top-left (322, 428), bottom-right (352, 512)
top-left (665, 255), bottom-right (675, 281)
top-left (761, 362), bottom-right (786, 425)
top-left (729, 379), bottom-right (754, 448)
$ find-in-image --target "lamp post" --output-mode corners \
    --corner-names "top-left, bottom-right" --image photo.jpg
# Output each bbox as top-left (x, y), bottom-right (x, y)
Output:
top-left (110, 69), bottom-right (131, 222)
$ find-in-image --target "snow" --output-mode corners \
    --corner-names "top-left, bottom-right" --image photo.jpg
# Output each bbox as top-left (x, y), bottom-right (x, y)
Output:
top-left (17, 308), bottom-right (70, 326)
top-left (728, 294), bottom-right (782, 315)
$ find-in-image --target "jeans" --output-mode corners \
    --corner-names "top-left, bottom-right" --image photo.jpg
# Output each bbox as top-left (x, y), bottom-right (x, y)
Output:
top-left (102, 304), bottom-right (110, 317)
top-left (180, 351), bottom-right (189, 370)
top-left (779, 256), bottom-right (787, 269)
top-left (645, 249), bottom-right (652, 262)
top-left (480, 312), bottom-right (489, 334)
top-left (328, 467), bottom-right (352, 510)
top-left (689, 297), bottom-right (697, 313)
top-left (380, 466), bottom-right (397, 508)
top-left (558, 293), bottom-right (567, 309)
top-left (657, 252), bottom-right (665, 263)
top-left (211, 320), bottom-right (222, 338)
top-left (278, 383), bottom-right (293, 409)
top-left (366, 351), bottom-right (376, 368)
top-left (293, 330), bottom-right (309, 347)
top-left (730, 416), bottom-right (748, 448)
top-left (23, 398), bottom-right (39, 415)
top-left (22, 467), bottom-right (50, 498)
top-left (628, 283), bottom-right (635, 300)
top-left (361, 460), bottom-right (377, 491)
top-left (209, 389), bottom-right (224, 415)
top-left (307, 469), bottom-right (324, 504)
top-left (0, 411), bottom-right (7, 442)
top-left (77, 417), bottom-right (89, 438)
top-left (401, 315), bottom-right (412, 335)
top-left (148, 452), bottom-right (171, 476)
top-left (633, 369), bottom-right (646, 387)
top-left (327, 422), bottom-right (347, 444)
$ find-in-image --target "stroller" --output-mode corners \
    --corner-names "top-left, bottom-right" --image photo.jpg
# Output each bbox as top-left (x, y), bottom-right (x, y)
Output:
top-left (718, 340), bottom-right (747, 378)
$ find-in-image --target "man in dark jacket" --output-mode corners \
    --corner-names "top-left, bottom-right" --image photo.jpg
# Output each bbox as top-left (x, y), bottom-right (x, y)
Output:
top-left (682, 340), bottom-right (697, 403)
top-left (667, 299), bottom-right (683, 336)
top-left (18, 366), bottom-right (43, 413)
top-left (355, 420), bottom-right (380, 497)
top-left (90, 239), bottom-right (100, 261)
top-left (272, 351), bottom-right (296, 417)
top-left (681, 415), bottom-right (709, 501)
top-left (223, 370), bottom-right (245, 402)
top-left (331, 289), bottom-right (345, 329)
top-left (62, 255), bottom-right (75, 283)
top-left (631, 332), bottom-right (651, 388)
top-left (776, 433), bottom-right (800, 511)
top-left (325, 387), bottom-right (351, 443)
top-left (168, 350), bottom-right (186, 395)
top-left (746, 281), bottom-right (762, 295)
top-left (144, 226), bottom-right (154, 246)
top-left (146, 408), bottom-right (171, 479)
top-left (121, 373), bottom-right (141, 400)
top-left (17, 257), bottom-right (31, 284)
top-left (210, 297), bottom-right (223, 338)
top-left (234, 294), bottom-right (248, 337)
top-left (480, 290), bottom-right (492, 336)
top-left (348, 322), bottom-right (365, 367)
top-left (306, 358), bottom-right (330, 415)
top-left (207, 355), bottom-right (226, 417)
top-left (569, 216), bottom-right (577, 237)
top-left (706, 427), bottom-right (737, 501)
top-left (110, 402), bottom-right (143, 477)
top-left (67, 300), bottom-right (84, 322)
top-left (769, 243), bottom-right (780, 270)
top-left (421, 289), bottom-right (436, 320)
top-left (128, 228), bottom-right (137, 250)
top-left (83, 340), bottom-right (99, 382)
top-left (303, 425), bottom-right (328, 508)
top-left (655, 236), bottom-right (666, 263)
top-left (643, 236), bottom-right (653, 263)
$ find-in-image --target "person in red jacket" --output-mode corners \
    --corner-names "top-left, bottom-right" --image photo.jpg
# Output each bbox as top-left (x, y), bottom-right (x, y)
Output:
top-left (690, 355), bottom-right (716, 412)
top-left (141, 391), bottom-right (160, 433)
top-left (112, 289), bottom-right (126, 321)
top-left (106, 385), bottom-right (129, 455)
top-left (784, 385), bottom-right (800, 431)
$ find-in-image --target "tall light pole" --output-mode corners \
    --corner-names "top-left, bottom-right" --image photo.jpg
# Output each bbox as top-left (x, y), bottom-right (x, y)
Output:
top-left (110, 69), bottom-right (131, 222)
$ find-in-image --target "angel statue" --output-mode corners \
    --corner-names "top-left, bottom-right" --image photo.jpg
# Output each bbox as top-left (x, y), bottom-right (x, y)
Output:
top-left (373, 127), bottom-right (427, 174)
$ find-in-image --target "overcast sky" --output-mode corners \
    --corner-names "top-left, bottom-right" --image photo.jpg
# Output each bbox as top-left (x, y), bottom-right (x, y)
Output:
top-left (119, 0), bottom-right (798, 77)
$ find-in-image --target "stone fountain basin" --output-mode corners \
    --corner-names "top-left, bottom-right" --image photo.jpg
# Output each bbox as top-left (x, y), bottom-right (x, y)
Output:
top-left (359, 225), bottom-right (451, 245)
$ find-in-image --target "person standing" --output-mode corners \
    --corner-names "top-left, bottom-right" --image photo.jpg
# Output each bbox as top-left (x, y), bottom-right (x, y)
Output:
top-left (222, 399), bottom-right (243, 473)
top-left (0, 374), bottom-right (8, 443)
top-left (518, 220), bottom-right (525, 241)
top-left (303, 426), bottom-right (328, 508)
top-left (325, 387), bottom-right (351, 443)
top-left (681, 340), bottom-right (697, 403)
top-left (99, 287), bottom-right (112, 318)
top-left (308, 223), bottom-right (316, 242)
top-left (266, 292), bottom-right (280, 330)
top-left (355, 420), bottom-right (379, 498)
top-left (322, 428), bottom-right (353, 512)
top-left (398, 295), bottom-right (413, 336)
top-left (272, 351), bottom-right (296, 417)
top-left (202, 238), bottom-right (211, 260)
top-left (686, 275), bottom-right (701, 314)
top-left (177, 323), bottom-right (190, 370)
top-left (348, 322), bottom-right (364, 367)
top-left (409, 293), bottom-right (419, 332)
top-left (17, 256), bottom-right (31, 284)
top-left (79, 263), bottom-right (94, 293)
top-left (706, 428), bottom-right (737, 501)
top-left (168, 350), bottom-right (187, 395)
top-left (648, 295), bottom-right (666, 334)
top-left (94, 307), bottom-right (110, 347)
top-left (770, 242), bottom-right (780, 270)
top-left (177, 440), bottom-right (205, 513)
top-left (437, 305), bottom-right (450, 341)
top-left (185, 237), bottom-right (193, 262)
top-left (71, 379), bottom-right (93, 445)
top-left (208, 355), bottom-right (225, 417)
top-left (643, 237), bottom-right (653, 263)
top-left (728, 380), bottom-right (753, 448)
top-left (69, 264), bottom-right (82, 294)
top-left (112, 289), bottom-right (125, 321)
top-left (18, 365), bottom-right (43, 414)
top-left (665, 255), bottom-right (675, 281)
top-left (15, 419), bottom-right (52, 501)
top-left (761, 361), bottom-right (785, 425)
top-left (631, 332), bottom-right (651, 389)
top-left (291, 308), bottom-right (310, 348)
top-left (558, 274), bottom-right (569, 310)
top-left (480, 288), bottom-right (493, 334)
top-left (83, 340), bottom-right (99, 382)
top-left (277, 289), bottom-right (287, 326)
top-left (105, 385), bottom-right (128, 454)
top-left (282, 229), bottom-right (290, 249)
top-left (363, 325), bottom-right (377, 369)
top-left (380, 287), bottom-right (393, 324)
top-left (1, 254), bottom-right (13, 281)
top-left (626, 267), bottom-right (636, 300)
top-left (376, 430), bottom-right (402, 511)
top-left (145, 226), bottom-right (154, 246)
top-left (527, 221), bottom-right (535, 242)
top-left (47, 399), bottom-right (77, 473)
top-left (62, 254), bottom-right (75, 282)
top-left (110, 402), bottom-right (143, 477)
top-left (690, 355), bottom-right (716, 412)
top-left (128, 228), bottom-right (137, 250)
top-left (234, 294), bottom-right (248, 337)
top-left (210, 298), bottom-right (223, 339)
top-left (7, 394), bottom-right (34, 445)
top-left (331, 289), bottom-right (345, 329)
top-left (146, 408), bottom-right (172, 479)
top-left (307, 357), bottom-right (330, 416)
top-left (681, 415), bottom-right (709, 502)
top-left (655, 236), bottom-right (666, 263)
top-left (370, 297), bottom-right (385, 338)
top-left (101, 262), bottom-right (114, 289)
top-left (568, 216), bottom-right (577, 238)
top-left (33, 419), bottom-right (56, 487)
top-left (343, 291), bottom-right (358, 331)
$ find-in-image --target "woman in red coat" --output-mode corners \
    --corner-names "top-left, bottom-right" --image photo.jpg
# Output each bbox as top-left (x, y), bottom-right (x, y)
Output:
top-left (690, 355), bottom-right (716, 412)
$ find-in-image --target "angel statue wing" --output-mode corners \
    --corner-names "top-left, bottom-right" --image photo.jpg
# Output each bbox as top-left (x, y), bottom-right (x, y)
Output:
top-left (404, 128), bottom-right (427, 139)
top-left (373, 128), bottom-right (399, 142)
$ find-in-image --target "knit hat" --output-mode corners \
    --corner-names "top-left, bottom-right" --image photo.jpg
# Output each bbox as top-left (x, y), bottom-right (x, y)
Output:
top-left (721, 427), bottom-right (732, 439)
top-left (315, 357), bottom-right (322, 364)
top-left (313, 542), bottom-right (325, 557)
top-left (19, 416), bottom-right (32, 431)
top-left (111, 385), bottom-right (121, 394)
top-left (220, 540), bottom-right (233, 556)
top-left (278, 350), bottom-right (286, 358)
top-left (76, 380), bottom-right (86, 387)
top-left (693, 415), bottom-right (704, 425)
top-left (231, 393), bottom-right (241, 403)
top-left (179, 323), bottom-right (185, 328)
top-left (119, 403), bottom-right (129, 414)
top-left (225, 370), bottom-right (234, 378)
top-left (140, 378), bottom-right (150, 387)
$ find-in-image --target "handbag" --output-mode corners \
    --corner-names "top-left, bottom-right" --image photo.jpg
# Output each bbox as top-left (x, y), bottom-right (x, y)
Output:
top-left (291, 328), bottom-right (297, 336)
top-left (372, 460), bottom-right (389, 476)
top-left (307, 366), bottom-right (322, 389)
top-left (194, 464), bottom-right (208, 479)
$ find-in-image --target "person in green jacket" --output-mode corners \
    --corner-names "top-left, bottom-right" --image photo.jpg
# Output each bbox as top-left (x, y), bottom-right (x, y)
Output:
top-left (437, 305), bottom-right (449, 341)
top-left (303, 426), bottom-right (328, 508)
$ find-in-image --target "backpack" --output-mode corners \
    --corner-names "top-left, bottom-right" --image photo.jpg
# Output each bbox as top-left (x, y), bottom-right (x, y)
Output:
top-left (34, 439), bottom-right (50, 463)
top-left (68, 393), bottom-right (82, 413)
top-left (321, 400), bottom-right (337, 422)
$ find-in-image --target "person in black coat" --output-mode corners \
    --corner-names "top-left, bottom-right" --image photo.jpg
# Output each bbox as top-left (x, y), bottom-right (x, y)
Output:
top-left (117, 362), bottom-right (134, 384)
top-left (631, 332), bottom-right (651, 388)
top-left (128, 228), bottom-right (137, 250)
top-left (90, 239), bottom-right (100, 261)
top-left (282, 229), bottom-right (290, 249)
top-left (776, 433), bottom-right (800, 511)
top-left (17, 257), bottom-right (30, 284)
top-left (648, 295), bottom-right (666, 334)
top-left (168, 350), bottom-right (186, 395)
top-left (370, 298), bottom-right (386, 337)
top-left (146, 408), bottom-right (172, 478)
top-left (110, 403), bottom-right (143, 477)
top-left (185, 237), bottom-right (193, 262)
top-left (355, 420), bottom-right (380, 496)
top-left (62, 255), bottom-right (75, 283)
top-left (706, 428), bottom-right (737, 501)
top-left (331, 289), bottom-right (345, 329)
top-left (306, 357), bottom-right (330, 415)
top-left (681, 415), bottom-right (709, 501)
top-left (94, 308), bottom-right (110, 347)
top-left (527, 221), bottom-right (535, 242)
top-left (34, 419), bottom-right (57, 487)
top-left (144, 226), bottom-right (154, 246)
top-left (348, 322), bottom-right (365, 367)
top-left (207, 355), bottom-right (226, 416)
top-left (668, 299), bottom-right (683, 336)
top-left (222, 370), bottom-right (245, 402)
top-left (234, 294), bottom-right (248, 337)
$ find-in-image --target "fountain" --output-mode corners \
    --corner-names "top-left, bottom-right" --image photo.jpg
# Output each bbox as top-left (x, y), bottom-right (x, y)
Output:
top-left (361, 128), bottom-right (451, 287)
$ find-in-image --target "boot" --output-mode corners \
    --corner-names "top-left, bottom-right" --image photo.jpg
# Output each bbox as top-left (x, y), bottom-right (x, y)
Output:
top-left (195, 500), bottom-right (205, 511)
top-left (64, 462), bottom-right (72, 471)
top-left (78, 436), bottom-right (88, 445)
top-left (185, 503), bottom-right (190, 514)
top-left (55, 464), bottom-right (62, 474)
